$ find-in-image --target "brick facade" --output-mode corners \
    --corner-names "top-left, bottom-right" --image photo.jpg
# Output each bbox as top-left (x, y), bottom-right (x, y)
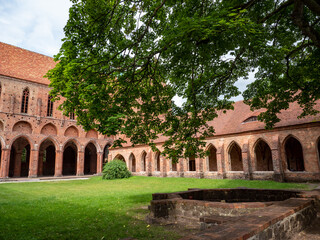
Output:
top-left (1, 42), bottom-right (320, 181)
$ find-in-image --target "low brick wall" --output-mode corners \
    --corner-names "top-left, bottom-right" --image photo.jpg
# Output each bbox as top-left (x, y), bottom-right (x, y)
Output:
top-left (148, 188), bottom-right (320, 240)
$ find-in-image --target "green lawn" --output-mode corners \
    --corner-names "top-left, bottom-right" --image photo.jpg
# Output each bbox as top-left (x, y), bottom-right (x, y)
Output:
top-left (0, 176), bottom-right (309, 240)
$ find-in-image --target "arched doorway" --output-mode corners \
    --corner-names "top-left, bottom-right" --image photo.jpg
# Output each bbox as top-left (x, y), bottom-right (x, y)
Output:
top-left (9, 137), bottom-right (31, 177)
top-left (207, 145), bottom-right (217, 171)
top-left (129, 153), bottom-right (136, 172)
top-left (141, 151), bottom-right (146, 172)
top-left (38, 139), bottom-right (56, 176)
top-left (114, 154), bottom-right (125, 162)
top-left (255, 140), bottom-right (273, 171)
top-left (285, 137), bottom-right (304, 171)
top-left (84, 143), bottom-right (97, 175)
top-left (155, 152), bottom-right (161, 171)
top-left (63, 142), bottom-right (77, 175)
top-left (229, 142), bottom-right (243, 171)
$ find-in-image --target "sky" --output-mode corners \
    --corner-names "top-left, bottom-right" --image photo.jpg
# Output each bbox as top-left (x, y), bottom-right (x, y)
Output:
top-left (0, 0), bottom-right (72, 57)
top-left (0, 0), bottom-right (252, 102)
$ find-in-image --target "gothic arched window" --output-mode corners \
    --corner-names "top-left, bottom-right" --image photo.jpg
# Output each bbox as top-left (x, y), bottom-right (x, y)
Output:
top-left (47, 96), bottom-right (53, 117)
top-left (21, 88), bottom-right (29, 113)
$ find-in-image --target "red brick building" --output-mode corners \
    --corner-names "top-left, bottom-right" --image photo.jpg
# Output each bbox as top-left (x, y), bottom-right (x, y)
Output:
top-left (0, 42), bottom-right (319, 181)
top-left (0, 42), bottom-right (112, 178)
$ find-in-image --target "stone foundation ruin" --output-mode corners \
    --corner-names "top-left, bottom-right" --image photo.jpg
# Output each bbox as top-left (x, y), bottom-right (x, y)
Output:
top-left (148, 188), bottom-right (320, 239)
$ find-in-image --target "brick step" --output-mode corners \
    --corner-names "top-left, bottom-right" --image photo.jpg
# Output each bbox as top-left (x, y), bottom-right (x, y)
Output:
top-left (200, 215), bottom-right (236, 224)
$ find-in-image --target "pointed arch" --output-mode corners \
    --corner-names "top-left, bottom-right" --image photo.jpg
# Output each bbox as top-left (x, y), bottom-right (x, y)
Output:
top-left (38, 139), bottom-right (56, 176)
top-left (12, 121), bottom-right (32, 134)
top-left (64, 126), bottom-right (79, 138)
top-left (63, 141), bottom-right (78, 175)
top-left (21, 88), bottom-right (29, 113)
top-left (40, 123), bottom-right (57, 136)
top-left (140, 151), bottom-right (147, 172)
top-left (154, 151), bottom-right (161, 171)
top-left (9, 136), bottom-right (31, 177)
top-left (206, 144), bottom-right (217, 171)
top-left (254, 139), bottom-right (273, 171)
top-left (129, 153), bottom-right (136, 172)
top-left (284, 136), bottom-right (304, 171)
top-left (84, 142), bottom-right (97, 174)
top-left (228, 141), bottom-right (243, 171)
top-left (114, 154), bottom-right (125, 163)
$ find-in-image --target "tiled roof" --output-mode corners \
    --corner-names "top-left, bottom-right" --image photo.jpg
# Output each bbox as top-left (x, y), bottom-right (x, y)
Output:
top-left (121, 101), bottom-right (320, 146)
top-left (206, 100), bottom-right (320, 136)
top-left (0, 42), bottom-right (56, 85)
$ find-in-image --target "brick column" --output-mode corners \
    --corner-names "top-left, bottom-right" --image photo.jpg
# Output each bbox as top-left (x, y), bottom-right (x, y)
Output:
top-left (241, 143), bottom-right (251, 180)
top-left (54, 150), bottom-right (63, 177)
top-left (178, 158), bottom-right (184, 177)
top-left (29, 149), bottom-right (39, 178)
top-left (271, 136), bottom-right (284, 182)
top-left (146, 151), bottom-right (152, 176)
top-left (0, 149), bottom-right (11, 178)
top-left (161, 156), bottom-right (167, 177)
top-left (77, 150), bottom-right (84, 176)
top-left (13, 151), bottom-right (22, 177)
top-left (97, 152), bottom-right (103, 174)
top-left (197, 157), bottom-right (204, 178)
top-left (38, 152), bottom-right (44, 176)
top-left (216, 144), bottom-right (226, 179)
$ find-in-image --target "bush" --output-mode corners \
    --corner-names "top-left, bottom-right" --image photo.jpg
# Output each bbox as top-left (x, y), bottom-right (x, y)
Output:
top-left (102, 159), bottom-right (131, 180)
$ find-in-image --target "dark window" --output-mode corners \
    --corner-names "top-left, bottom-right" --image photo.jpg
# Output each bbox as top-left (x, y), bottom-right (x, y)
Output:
top-left (21, 88), bottom-right (29, 113)
top-left (189, 156), bottom-right (196, 171)
top-left (47, 96), bottom-right (54, 117)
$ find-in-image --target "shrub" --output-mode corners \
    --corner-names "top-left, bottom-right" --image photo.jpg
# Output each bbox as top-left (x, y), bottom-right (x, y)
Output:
top-left (102, 159), bottom-right (131, 180)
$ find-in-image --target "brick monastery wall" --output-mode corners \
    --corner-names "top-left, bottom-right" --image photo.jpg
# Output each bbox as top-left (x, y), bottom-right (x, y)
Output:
top-left (0, 75), bottom-right (113, 178)
top-left (109, 123), bottom-right (320, 182)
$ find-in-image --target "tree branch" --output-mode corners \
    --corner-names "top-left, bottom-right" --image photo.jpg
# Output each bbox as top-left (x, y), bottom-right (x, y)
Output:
top-left (259, 0), bottom-right (294, 23)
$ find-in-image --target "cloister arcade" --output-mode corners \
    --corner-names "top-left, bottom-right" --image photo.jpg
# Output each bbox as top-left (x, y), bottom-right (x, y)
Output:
top-left (109, 133), bottom-right (320, 182)
top-left (0, 133), bottom-right (112, 178)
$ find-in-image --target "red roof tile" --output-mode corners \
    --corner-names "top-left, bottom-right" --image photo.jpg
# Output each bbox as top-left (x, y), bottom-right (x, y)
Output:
top-left (0, 42), bottom-right (56, 85)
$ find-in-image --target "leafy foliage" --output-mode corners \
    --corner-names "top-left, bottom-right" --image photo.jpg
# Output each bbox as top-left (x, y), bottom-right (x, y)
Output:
top-left (102, 159), bottom-right (131, 180)
top-left (47, 0), bottom-right (320, 162)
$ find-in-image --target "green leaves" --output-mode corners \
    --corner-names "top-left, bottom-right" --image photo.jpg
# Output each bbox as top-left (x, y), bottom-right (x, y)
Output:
top-left (47, 0), bottom-right (320, 160)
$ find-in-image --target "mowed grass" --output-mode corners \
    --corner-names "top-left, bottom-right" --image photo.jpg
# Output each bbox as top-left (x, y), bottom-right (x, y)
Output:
top-left (0, 176), bottom-right (309, 240)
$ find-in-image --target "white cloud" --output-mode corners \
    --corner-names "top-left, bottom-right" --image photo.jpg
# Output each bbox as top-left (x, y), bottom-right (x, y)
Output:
top-left (0, 0), bottom-right (72, 57)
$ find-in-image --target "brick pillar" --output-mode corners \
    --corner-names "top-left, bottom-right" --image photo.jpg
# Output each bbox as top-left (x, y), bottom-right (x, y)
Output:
top-left (54, 150), bottom-right (63, 177)
top-left (38, 152), bottom-right (44, 176)
top-left (147, 151), bottom-right (152, 176)
top-left (197, 157), bottom-right (204, 178)
top-left (29, 149), bottom-right (39, 178)
top-left (271, 136), bottom-right (284, 182)
top-left (77, 150), bottom-right (84, 176)
top-left (216, 144), bottom-right (226, 179)
top-left (161, 156), bottom-right (167, 177)
top-left (97, 152), bottom-right (103, 174)
top-left (13, 151), bottom-right (22, 177)
top-left (178, 158), bottom-right (184, 177)
top-left (0, 149), bottom-right (11, 178)
top-left (241, 143), bottom-right (251, 180)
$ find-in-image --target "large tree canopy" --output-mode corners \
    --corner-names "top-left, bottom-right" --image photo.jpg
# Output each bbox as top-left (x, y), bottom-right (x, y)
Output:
top-left (47, 0), bottom-right (320, 161)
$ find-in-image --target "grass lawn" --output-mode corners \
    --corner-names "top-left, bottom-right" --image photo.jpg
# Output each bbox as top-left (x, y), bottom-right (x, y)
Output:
top-left (0, 176), bottom-right (309, 240)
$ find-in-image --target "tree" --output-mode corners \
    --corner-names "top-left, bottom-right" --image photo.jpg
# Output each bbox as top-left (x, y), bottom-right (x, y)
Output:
top-left (47, 0), bottom-right (320, 162)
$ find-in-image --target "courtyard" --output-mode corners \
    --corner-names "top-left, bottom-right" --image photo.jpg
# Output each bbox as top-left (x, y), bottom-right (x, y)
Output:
top-left (0, 176), bottom-right (312, 240)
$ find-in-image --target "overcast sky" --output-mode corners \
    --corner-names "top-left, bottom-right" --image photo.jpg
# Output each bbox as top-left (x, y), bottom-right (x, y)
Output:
top-left (0, 0), bottom-right (71, 57)
top-left (0, 0), bottom-right (252, 102)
